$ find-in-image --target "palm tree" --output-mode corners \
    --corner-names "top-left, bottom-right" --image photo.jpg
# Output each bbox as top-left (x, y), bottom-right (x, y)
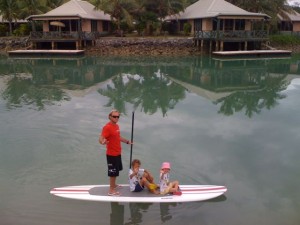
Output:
top-left (153, 0), bottom-right (185, 19)
top-left (0, 0), bottom-right (19, 35)
top-left (92, 0), bottom-right (138, 35)
top-left (15, 0), bottom-right (49, 32)
top-left (140, 0), bottom-right (186, 35)
top-left (45, 0), bottom-right (65, 9)
top-left (16, 0), bottom-right (48, 19)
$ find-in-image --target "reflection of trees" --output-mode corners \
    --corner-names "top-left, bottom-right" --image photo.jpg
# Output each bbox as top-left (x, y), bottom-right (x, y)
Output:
top-left (163, 57), bottom-right (292, 118)
top-left (1, 57), bottom-right (113, 111)
top-left (215, 76), bottom-right (288, 118)
top-left (1, 56), bottom-right (296, 116)
top-left (2, 75), bottom-right (70, 110)
top-left (98, 72), bottom-right (186, 117)
top-left (98, 75), bottom-right (131, 114)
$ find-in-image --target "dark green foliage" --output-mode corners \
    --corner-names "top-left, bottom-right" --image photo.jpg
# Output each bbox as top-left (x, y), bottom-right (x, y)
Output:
top-left (13, 24), bottom-right (31, 36)
top-left (270, 34), bottom-right (300, 45)
top-left (0, 24), bottom-right (8, 36)
top-left (183, 23), bottom-right (191, 36)
top-left (0, 0), bottom-right (295, 36)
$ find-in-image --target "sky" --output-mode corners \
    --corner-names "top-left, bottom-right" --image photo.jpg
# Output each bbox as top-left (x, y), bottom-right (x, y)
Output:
top-left (288, 0), bottom-right (300, 6)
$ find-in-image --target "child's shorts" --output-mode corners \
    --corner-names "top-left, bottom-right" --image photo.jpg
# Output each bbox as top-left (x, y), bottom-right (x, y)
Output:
top-left (133, 183), bottom-right (144, 192)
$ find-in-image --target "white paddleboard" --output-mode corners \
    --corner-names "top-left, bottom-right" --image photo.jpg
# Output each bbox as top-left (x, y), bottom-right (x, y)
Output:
top-left (50, 184), bottom-right (227, 203)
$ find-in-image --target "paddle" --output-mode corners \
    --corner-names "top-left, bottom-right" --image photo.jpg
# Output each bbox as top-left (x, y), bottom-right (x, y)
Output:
top-left (129, 111), bottom-right (134, 169)
top-left (128, 111), bottom-right (157, 191)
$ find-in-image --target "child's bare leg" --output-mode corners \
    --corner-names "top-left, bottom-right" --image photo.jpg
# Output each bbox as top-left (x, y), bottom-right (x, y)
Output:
top-left (173, 180), bottom-right (179, 191)
top-left (143, 171), bottom-right (154, 183)
top-left (143, 171), bottom-right (158, 190)
top-left (169, 181), bottom-right (179, 192)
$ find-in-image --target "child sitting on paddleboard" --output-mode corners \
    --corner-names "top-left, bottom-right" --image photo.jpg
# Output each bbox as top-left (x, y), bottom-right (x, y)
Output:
top-left (129, 159), bottom-right (159, 194)
top-left (159, 162), bottom-right (182, 195)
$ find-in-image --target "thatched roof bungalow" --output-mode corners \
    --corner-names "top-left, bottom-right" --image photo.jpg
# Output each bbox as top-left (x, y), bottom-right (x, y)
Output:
top-left (278, 9), bottom-right (300, 34)
top-left (167, 0), bottom-right (270, 52)
top-left (27, 0), bottom-right (112, 50)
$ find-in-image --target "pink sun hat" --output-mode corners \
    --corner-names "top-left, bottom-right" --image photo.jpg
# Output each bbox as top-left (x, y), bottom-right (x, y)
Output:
top-left (161, 162), bottom-right (171, 170)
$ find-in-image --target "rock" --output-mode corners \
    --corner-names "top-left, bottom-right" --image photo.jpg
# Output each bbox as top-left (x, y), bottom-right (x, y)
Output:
top-left (0, 36), bottom-right (298, 56)
top-left (84, 37), bottom-right (200, 56)
top-left (0, 37), bottom-right (29, 53)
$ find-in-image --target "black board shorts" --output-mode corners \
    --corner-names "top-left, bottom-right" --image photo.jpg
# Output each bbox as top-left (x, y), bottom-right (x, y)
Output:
top-left (106, 155), bottom-right (123, 177)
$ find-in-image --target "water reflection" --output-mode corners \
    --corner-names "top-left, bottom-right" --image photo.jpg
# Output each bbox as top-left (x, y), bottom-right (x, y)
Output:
top-left (204, 194), bottom-right (227, 203)
top-left (110, 202), bottom-right (124, 225)
top-left (118, 202), bottom-right (177, 225)
top-left (1, 56), bottom-right (299, 117)
top-left (2, 75), bottom-right (71, 110)
top-left (1, 55), bottom-right (299, 225)
top-left (159, 203), bottom-right (177, 223)
top-left (111, 195), bottom-right (227, 225)
top-left (98, 72), bottom-right (185, 116)
top-left (125, 203), bottom-right (152, 225)
top-left (167, 57), bottom-right (295, 117)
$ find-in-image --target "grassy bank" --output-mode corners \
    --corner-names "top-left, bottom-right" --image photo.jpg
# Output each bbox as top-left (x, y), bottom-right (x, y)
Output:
top-left (269, 34), bottom-right (300, 53)
top-left (270, 34), bottom-right (300, 45)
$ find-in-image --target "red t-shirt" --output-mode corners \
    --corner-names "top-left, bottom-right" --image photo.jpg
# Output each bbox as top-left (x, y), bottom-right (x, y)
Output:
top-left (101, 122), bottom-right (121, 156)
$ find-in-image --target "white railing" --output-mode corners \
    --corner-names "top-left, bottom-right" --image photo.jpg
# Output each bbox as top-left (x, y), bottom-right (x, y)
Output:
top-left (194, 30), bottom-right (269, 40)
top-left (30, 31), bottom-right (109, 40)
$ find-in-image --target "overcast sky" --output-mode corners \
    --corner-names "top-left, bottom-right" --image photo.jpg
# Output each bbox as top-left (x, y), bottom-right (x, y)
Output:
top-left (288, 0), bottom-right (300, 6)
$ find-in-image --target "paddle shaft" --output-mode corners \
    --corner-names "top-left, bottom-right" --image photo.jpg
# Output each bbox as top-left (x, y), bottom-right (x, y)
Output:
top-left (129, 111), bottom-right (134, 168)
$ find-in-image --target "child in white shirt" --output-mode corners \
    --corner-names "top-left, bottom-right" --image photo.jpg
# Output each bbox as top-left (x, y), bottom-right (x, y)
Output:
top-left (129, 159), bottom-right (159, 194)
top-left (159, 162), bottom-right (181, 195)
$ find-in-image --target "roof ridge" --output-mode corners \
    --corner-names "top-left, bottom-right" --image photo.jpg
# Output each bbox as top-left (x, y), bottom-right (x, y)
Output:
top-left (207, 0), bottom-right (218, 12)
top-left (170, 0), bottom-right (268, 20)
top-left (72, 0), bottom-right (88, 15)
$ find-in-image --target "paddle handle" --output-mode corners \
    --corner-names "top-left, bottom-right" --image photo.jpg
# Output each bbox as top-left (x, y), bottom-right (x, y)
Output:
top-left (129, 111), bottom-right (134, 168)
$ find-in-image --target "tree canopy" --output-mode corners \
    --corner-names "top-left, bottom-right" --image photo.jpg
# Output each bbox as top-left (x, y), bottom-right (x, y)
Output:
top-left (0, 0), bottom-right (294, 35)
top-left (226, 0), bottom-right (291, 29)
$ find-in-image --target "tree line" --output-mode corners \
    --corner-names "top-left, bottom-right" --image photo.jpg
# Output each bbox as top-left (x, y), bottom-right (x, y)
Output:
top-left (0, 0), bottom-right (66, 35)
top-left (0, 0), bottom-right (298, 36)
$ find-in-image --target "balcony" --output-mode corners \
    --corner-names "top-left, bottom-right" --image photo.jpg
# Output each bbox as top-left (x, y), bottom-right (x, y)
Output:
top-left (30, 31), bottom-right (109, 41)
top-left (194, 30), bottom-right (269, 41)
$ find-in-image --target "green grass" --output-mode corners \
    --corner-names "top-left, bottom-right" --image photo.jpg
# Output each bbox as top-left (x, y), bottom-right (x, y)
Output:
top-left (269, 34), bottom-right (300, 45)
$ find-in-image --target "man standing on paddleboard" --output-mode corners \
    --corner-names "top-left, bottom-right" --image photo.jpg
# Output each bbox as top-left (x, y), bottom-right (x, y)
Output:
top-left (99, 109), bottom-right (132, 196)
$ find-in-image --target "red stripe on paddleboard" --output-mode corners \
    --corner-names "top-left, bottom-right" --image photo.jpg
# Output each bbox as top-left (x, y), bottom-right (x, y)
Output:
top-left (51, 192), bottom-right (89, 194)
top-left (51, 189), bottom-right (89, 192)
top-left (181, 187), bottom-right (226, 192)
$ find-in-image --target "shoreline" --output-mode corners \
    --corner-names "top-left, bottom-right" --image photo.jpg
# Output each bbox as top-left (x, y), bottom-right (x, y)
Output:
top-left (1, 36), bottom-right (299, 56)
top-left (86, 37), bottom-right (202, 56)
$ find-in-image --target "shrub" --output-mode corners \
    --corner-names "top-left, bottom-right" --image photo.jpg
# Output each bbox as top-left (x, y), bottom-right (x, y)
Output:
top-left (183, 23), bottom-right (192, 36)
top-left (0, 24), bottom-right (8, 36)
top-left (135, 22), bottom-right (146, 36)
top-left (13, 24), bottom-right (31, 36)
top-left (164, 22), bottom-right (178, 35)
top-left (269, 34), bottom-right (300, 45)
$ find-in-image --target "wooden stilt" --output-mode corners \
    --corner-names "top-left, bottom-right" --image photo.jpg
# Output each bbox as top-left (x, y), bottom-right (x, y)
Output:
top-left (220, 41), bottom-right (224, 51)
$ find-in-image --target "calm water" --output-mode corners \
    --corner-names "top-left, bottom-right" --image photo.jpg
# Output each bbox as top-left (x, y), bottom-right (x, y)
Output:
top-left (0, 54), bottom-right (300, 225)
